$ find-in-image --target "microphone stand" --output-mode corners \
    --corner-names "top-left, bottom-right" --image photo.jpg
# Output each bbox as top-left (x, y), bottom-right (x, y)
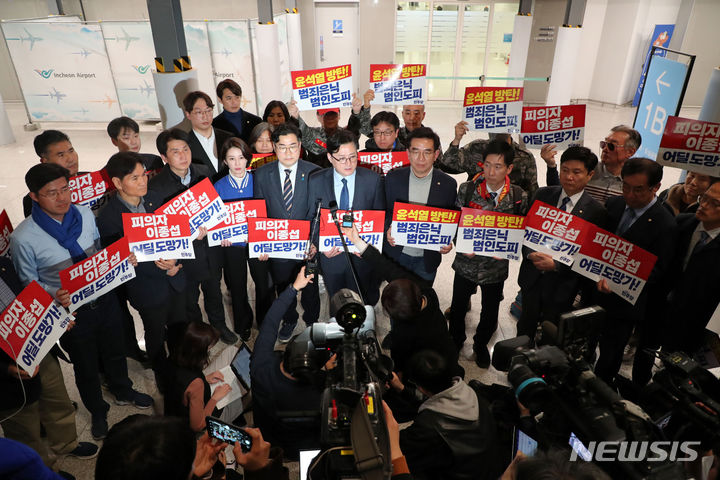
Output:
top-left (329, 201), bottom-right (365, 305)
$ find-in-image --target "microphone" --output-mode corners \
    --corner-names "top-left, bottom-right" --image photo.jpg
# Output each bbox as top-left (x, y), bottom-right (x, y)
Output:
top-left (325, 201), bottom-right (364, 304)
top-left (304, 199), bottom-right (323, 277)
top-left (329, 200), bottom-right (339, 222)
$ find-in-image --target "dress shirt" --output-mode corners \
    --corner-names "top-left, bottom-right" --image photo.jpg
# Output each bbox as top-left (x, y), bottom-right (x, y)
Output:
top-left (277, 161), bottom-right (298, 192)
top-left (333, 169), bottom-right (357, 208)
top-left (194, 129), bottom-right (218, 172)
top-left (557, 190), bottom-right (584, 212)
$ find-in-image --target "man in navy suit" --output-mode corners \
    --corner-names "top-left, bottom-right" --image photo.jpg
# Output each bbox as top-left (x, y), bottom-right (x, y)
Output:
top-left (594, 158), bottom-right (677, 386)
top-left (212, 79), bottom-right (262, 144)
top-left (385, 127), bottom-right (457, 284)
top-left (306, 129), bottom-right (385, 306)
top-left (254, 123), bottom-right (320, 341)
top-left (516, 147), bottom-right (607, 340)
top-left (183, 91), bottom-right (233, 181)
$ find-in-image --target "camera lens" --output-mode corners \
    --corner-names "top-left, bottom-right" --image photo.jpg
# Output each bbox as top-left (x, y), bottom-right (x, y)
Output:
top-left (508, 364), bottom-right (552, 411)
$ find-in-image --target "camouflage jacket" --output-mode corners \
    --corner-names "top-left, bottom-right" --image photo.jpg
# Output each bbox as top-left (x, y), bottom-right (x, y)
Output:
top-left (452, 180), bottom-right (529, 285)
top-left (441, 139), bottom-right (538, 197)
top-left (297, 107), bottom-right (371, 155)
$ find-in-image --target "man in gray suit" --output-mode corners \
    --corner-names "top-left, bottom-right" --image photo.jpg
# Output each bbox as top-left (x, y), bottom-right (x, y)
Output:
top-left (254, 123), bottom-right (320, 341)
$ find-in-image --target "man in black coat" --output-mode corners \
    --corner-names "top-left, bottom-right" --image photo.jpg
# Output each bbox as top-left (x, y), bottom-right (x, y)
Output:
top-left (384, 127), bottom-right (456, 284)
top-left (594, 158), bottom-right (677, 386)
top-left (183, 91), bottom-right (233, 180)
top-left (148, 128), bottom-right (237, 344)
top-left (212, 79), bottom-right (262, 144)
top-left (516, 147), bottom-right (607, 339)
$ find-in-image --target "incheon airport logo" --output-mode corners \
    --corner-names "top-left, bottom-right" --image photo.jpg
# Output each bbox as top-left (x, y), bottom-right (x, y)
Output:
top-left (34, 69), bottom-right (54, 79)
top-left (132, 64), bottom-right (151, 74)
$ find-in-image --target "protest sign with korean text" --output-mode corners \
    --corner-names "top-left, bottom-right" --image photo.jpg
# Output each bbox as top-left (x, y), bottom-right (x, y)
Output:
top-left (523, 201), bottom-right (592, 266)
top-left (455, 208), bottom-right (526, 261)
top-left (657, 116), bottom-right (720, 176)
top-left (0, 210), bottom-right (13, 257)
top-left (319, 209), bottom-right (385, 254)
top-left (292, 64), bottom-right (353, 111)
top-left (69, 170), bottom-right (115, 212)
top-left (59, 238), bottom-right (136, 313)
top-left (249, 153), bottom-right (278, 170)
top-left (123, 213), bottom-right (195, 262)
top-left (369, 64), bottom-right (426, 105)
top-left (208, 199), bottom-right (267, 247)
top-left (357, 151), bottom-right (410, 176)
top-left (571, 226), bottom-right (657, 305)
top-left (0, 281), bottom-right (74, 375)
top-left (520, 104), bottom-right (586, 150)
top-left (248, 218), bottom-right (309, 260)
top-left (158, 178), bottom-right (228, 238)
top-left (463, 87), bottom-right (523, 133)
top-left (391, 203), bottom-right (458, 252)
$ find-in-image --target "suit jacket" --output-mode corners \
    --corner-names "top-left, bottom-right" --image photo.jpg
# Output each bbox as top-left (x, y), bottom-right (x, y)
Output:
top-left (212, 109), bottom-right (262, 144)
top-left (518, 187), bottom-right (607, 305)
top-left (384, 167), bottom-right (458, 272)
top-left (187, 128), bottom-right (233, 179)
top-left (95, 192), bottom-right (185, 310)
top-left (254, 160), bottom-right (320, 221)
top-left (664, 214), bottom-right (720, 352)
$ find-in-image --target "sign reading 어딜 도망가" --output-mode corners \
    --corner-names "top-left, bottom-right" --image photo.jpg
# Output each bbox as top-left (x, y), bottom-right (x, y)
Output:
top-left (523, 201), bottom-right (593, 266)
top-left (0, 281), bottom-right (74, 375)
top-left (123, 213), bottom-right (195, 262)
top-left (69, 170), bottom-right (116, 212)
top-left (391, 203), bottom-right (458, 252)
top-left (520, 104), bottom-right (586, 150)
top-left (656, 116), bottom-right (720, 176)
top-left (157, 178), bottom-right (228, 238)
top-left (59, 238), bottom-right (136, 312)
top-left (571, 225), bottom-right (657, 305)
top-left (319, 209), bottom-right (385, 254)
top-left (248, 218), bottom-right (309, 260)
top-left (369, 64), bottom-right (426, 105)
top-left (291, 64), bottom-right (353, 111)
top-left (455, 208), bottom-right (526, 261)
top-left (0, 210), bottom-right (13, 257)
top-left (207, 199), bottom-right (267, 247)
top-left (463, 87), bottom-right (523, 133)
top-left (357, 151), bottom-right (410, 176)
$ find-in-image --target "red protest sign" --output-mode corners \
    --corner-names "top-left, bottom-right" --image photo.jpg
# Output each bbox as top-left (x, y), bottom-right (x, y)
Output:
top-left (455, 208), bottom-right (525, 261)
top-left (0, 210), bottom-right (13, 257)
top-left (59, 238), bottom-right (136, 312)
top-left (523, 201), bottom-right (593, 266)
top-left (0, 281), bottom-right (73, 375)
top-left (248, 218), bottom-right (310, 260)
top-left (318, 209), bottom-right (385, 253)
top-left (463, 87), bottom-right (524, 132)
top-left (520, 104), bottom-right (586, 150)
top-left (69, 169), bottom-right (115, 211)
top-left (657, 116), bottom-right (720, 176)
top-left (249, 153), bottom-right (278, 170)
top-left (207, 199), bottom-right (267, 247)
top-left (358, 151), bottom-right (410, 176)
top-left (158, 178), bottom-right (228, 237)
top-left (391, 203), bottom-right (459, 252)
top-left (123, 213), bottom-right (194, 262)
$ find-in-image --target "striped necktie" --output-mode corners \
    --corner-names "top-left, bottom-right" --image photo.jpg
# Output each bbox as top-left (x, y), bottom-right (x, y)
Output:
top-left (283, 169), bottom-right (293, 213)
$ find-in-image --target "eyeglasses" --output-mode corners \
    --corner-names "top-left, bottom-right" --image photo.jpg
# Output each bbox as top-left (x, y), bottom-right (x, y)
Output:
top-left (276, 144), bottom-right (299, 153)
top-left (191, 108), bottom-right (214, 117)
top-left (38, 185), bottom-right (71, 200)
top-left (600, 140), bottom-right (625, 152)
top-left (373, 129), bottom-right (396, 138)
top-left (698, 193), bottom-right (720, 209)
top-left (331, 154), bottom-right (357, 164)
top-left (408, 148), bottom-right (435, 160)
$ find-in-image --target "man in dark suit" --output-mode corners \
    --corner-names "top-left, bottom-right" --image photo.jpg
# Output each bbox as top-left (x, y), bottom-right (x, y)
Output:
top-left (385, 127), bottom-right (456, 284)
top-left (663, 180), bottom-right (720, 355)
top-left (516, 147), bottom-right (607, 340)
top-left (183, 91), bottom-right (233, 180)
top-left (594, 158), bottom-right (677, 386)
top-left (306, 129), bottom-right (385, 306)
top-left (254, 123), bottom-right (321, 341)
top-left (212, 79), bottom-right (262, 144)
top-left (148, 128), bottom-right (238, 345)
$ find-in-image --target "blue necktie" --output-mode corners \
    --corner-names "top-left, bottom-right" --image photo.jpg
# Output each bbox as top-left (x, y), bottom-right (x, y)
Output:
top-left (340, 178), bottom-right (349, 211)
top-left (616, 209), bottom-right (636, 235)
top-left (283, 169), bottom-right (293, 213)
top-left (692, 231), bottom-right (710, 255)
top-left (559, 196), bottom-right (571, 212)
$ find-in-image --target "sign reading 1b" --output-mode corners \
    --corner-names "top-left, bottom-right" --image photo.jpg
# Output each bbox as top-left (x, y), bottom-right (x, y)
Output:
top-left (633, 55), bottom-right (690, 160)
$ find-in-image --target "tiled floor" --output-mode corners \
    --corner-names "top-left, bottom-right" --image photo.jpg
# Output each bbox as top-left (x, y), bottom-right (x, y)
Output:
top-left (0, 100), bottom-right (694, 479)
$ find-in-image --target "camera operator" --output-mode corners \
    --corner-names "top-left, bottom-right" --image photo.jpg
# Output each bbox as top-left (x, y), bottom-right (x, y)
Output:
top-left (250, 267), bottom-right (324, 460)
top-left (498, 449), bottom-right (611, 480)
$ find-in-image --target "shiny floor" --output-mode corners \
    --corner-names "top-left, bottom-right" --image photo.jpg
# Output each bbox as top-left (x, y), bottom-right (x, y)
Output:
top-left (0, 100), bottom-right (692, 479)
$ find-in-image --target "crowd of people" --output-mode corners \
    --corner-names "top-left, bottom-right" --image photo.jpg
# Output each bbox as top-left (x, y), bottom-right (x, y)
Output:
top-left (1, 76), bottom-right (719, 480)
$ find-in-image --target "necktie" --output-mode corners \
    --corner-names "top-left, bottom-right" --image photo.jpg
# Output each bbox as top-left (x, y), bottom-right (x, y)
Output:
top-left (283, 169), bottom-right (293, 213)
top-left (340, 178), bottom-right (349, 211)
top-left (559, 196), bottom-right (571, 211)
top-left (489, 192), bottom-right (498, 207)
top-left (692, 231), bottom-right (710, 256)
top-left (616, 209), bottom-right (636, 235)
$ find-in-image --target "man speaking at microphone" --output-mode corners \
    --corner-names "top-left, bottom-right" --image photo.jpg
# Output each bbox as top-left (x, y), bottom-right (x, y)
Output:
top-left (306, 129), bottom-right (385, 305)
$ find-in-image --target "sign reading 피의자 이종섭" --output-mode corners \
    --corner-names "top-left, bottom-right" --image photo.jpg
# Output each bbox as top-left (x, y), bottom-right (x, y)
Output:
top-left (207, 199), bottom-right (267, 247)
top-left (248, 218), bottom-right (309, 260)
top-left (69, 170), bottom-right (115, 212)
top-left (520, 104), bottom-right (586, 150)
top-left (369, 64), bottom-right (426, 105)
top-left (59, 238), bottom-right (136, 313)
top-left (157, 177), bottom-right (228, 239)
top-left (656, 116), bottom-right (720, 176)
top-left (571, 225), bottom-right (657, 305)
top-left (0, 210), bottom-right (13, 257)
top-left (522, 201), bottom-right (594, 266)
top-left (122, 213), bottom-right (195, 262)
top-left (319, 209), bottom-right (385, 254)
top-left (391, 203), bottom-right (459, 252)
top-left (463, 87), bottom-right (523, 133)
top-left (291, 64), bottom-right (353, 111)
top-left (455, 208), bottom-right (526, 261)
top-left (357, 151), bottom-right (410, 176)
top-left (0, 281), bottom-right (74, 375)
